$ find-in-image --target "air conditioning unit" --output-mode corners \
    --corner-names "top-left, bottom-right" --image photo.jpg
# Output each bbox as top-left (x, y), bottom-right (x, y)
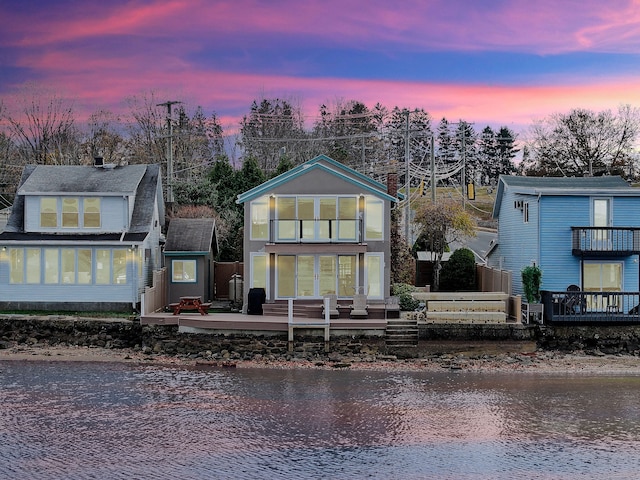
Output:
top-left (514, 200), bottom-right (524, 210)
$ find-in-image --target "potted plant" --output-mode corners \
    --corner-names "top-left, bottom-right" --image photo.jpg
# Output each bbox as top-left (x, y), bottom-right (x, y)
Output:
top-left (521, 265), bottom-right (543, 323)
top-left (521, 265), bottom-right (542, 303)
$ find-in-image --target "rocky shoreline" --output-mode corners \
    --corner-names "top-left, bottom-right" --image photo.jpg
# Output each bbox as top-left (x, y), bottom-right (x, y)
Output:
top-left (2, 339), bottom-right (640, 375)
top-left (1, 314), bottom-right (640, 374)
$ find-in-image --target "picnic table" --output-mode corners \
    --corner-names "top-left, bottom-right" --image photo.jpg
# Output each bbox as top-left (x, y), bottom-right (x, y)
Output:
top-left (170, 296), bottom-right (211, 315)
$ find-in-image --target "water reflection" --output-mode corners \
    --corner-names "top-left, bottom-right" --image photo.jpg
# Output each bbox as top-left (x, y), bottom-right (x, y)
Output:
top-left (1, 361), bottom-right (639, 479)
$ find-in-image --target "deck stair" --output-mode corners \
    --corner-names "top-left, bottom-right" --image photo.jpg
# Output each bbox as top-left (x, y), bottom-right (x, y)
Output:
top-left (385, 317), bottom-right (419, 347)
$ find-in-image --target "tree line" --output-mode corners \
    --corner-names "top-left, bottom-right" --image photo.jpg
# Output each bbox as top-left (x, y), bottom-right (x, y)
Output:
top-left (2, 86), bottom-right (640, 262)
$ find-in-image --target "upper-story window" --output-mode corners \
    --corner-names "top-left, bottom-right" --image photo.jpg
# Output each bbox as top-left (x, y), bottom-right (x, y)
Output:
top-left (39, 197), bottom-right (102, 229)
top-left (84, 198), bottom-right (101, 228)
top-left (62, 198), bottom-right (79, 227)
top-left (365, 196), bottom-right (383, 240)
top-left (250, 196), bottom-right (269, 240)
top-left (523, 202), bottom-right (529, 224)
top-left (40, 198), bottom-right (57, 227)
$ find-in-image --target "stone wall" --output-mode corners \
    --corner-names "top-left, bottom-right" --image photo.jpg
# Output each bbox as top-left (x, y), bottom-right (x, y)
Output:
top-left (1, 315), bottom-right (640, 359)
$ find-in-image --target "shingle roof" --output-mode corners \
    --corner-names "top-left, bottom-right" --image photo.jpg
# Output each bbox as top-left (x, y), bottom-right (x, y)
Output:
top-left (499, 175), bottom-right (630, 190)
top-left (164, 218), bottom-right (216, 253)
top-left (18, 164), bottom-right (149, 194)
top-left (0, 164), bottom-right (162, 239)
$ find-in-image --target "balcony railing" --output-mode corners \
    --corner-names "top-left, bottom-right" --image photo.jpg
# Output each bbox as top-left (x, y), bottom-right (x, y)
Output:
top-left (269, 218), bottom-right (363, 243)
top-left (541, 290), bottom-right (640, 324)
top-left (571, 227), bottom-right (640, 256)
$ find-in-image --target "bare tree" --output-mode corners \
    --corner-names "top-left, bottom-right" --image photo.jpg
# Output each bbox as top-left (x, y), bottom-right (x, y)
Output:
top-left (2, 84), bottom-right (78, 164)
top-left (526, 105), bottom-right (640, 177)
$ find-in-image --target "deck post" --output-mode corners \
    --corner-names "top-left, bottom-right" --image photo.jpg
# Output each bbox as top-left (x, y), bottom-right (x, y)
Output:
top-left (287, 298), bottom-right (294, 351)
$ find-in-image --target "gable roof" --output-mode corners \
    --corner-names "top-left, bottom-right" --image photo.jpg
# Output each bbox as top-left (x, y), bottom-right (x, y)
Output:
top-left (236, 154), bottom-right (400, 204)
top-left (18, 164), bottom-right (149, 195)
top-left (164, 218), bottom-right (217, 254)
top-left (493, 174), bottom-right (638, 217)
top-left (0, 164), bottom-right (163, 241)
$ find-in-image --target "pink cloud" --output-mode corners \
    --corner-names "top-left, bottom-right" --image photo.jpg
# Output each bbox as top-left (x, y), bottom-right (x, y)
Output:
top-left (5, 0), bottom-right (640, 55)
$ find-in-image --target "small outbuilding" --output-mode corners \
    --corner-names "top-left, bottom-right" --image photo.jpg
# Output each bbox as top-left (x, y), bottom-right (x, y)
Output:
top-left (164, 218), bottom-right (218, 304)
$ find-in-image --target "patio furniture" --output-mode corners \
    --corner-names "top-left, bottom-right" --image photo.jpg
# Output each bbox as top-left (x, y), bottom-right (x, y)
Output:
top-left (322, 294), bottom-right (340, 318)
top-left (350, 294), bottom-right (369, 319)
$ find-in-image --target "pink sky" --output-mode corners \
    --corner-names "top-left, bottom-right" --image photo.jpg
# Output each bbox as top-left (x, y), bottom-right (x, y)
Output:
top-left (2, 0), bottom-right (640, 138)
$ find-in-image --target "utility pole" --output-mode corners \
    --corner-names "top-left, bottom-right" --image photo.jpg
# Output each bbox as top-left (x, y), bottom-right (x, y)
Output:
top-left (404, 110), bottom-right (411, 242)
top-left (430, 135), bottom-right (436, 203)
top-left (157, 100), bottom-right (182, 210)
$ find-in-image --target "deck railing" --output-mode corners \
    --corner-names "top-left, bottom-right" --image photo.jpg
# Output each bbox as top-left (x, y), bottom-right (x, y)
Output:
top-left (542, 290), bottom-right (640, 324)
top-left (269, 218), bottom-right (364, 243)
top-left (571, 227), bottom-right (640, 256)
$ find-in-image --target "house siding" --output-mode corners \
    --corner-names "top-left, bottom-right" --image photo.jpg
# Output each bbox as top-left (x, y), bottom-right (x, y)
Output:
top-left (490, 175), bottom-right (640, 297)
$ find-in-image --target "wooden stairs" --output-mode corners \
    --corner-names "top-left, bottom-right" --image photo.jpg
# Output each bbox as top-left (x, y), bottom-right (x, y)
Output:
top-left (385, 317), bottom-right (419, 348)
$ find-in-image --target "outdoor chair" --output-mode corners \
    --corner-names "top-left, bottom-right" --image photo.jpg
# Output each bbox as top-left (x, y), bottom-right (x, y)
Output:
top-left (349, 294), bottom-right (369, 319)
top-left (322, 294), bottom-right (340, 319)
top-left (563, 284), bottom-right (586, 314)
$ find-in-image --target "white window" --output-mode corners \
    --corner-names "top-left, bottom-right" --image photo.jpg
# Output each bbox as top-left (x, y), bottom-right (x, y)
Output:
top-left (40, 198), bottom-right (57, 228)
top-left (365, 196), bottom-right (384, 240)
top-left (9, 248), bottom-right (24, 284)
top-left (172, 259), bottom-right (197, 283)
top-left (365, 253), bottom-right (384, 299)
top-left (250, 196), bottom-right (269, 240)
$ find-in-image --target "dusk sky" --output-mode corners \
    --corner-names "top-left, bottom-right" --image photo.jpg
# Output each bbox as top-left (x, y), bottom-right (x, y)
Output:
top-left (2, 0), bottom-right (640, 139)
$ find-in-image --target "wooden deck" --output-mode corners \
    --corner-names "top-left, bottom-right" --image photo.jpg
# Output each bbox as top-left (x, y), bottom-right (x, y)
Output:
top-left (140, 311), bottom-right (387, 336)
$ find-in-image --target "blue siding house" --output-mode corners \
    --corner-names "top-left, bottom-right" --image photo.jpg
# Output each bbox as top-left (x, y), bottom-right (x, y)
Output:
top-left (0, 162), bottom-right (165, 312)
top-left (487, 175), bottom-right (640, 323)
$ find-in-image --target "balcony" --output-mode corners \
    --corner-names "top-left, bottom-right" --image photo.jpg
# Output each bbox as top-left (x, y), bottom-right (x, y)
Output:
top-left (269, 218), bottom-right (364, 244)
top-left (542, 290), bottom-right (640, 324)
top-left (571, 227), bottom-right (640, 257)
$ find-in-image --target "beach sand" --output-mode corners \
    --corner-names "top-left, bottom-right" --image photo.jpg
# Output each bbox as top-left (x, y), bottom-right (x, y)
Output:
top-left (2, 342), bottom-right (640, 374)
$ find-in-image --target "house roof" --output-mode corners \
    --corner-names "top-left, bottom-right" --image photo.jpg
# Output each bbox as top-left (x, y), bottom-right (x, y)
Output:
top-left (18, 164), bottom-right (149, 195)
top-left (0, 163), bottom-right (163, 242)
top-left (493, 174), bottom-right (638, 217)
top-left (236, 154), bottom-right (401, 204)
top-left (164, 218), bottom-right (217, 254)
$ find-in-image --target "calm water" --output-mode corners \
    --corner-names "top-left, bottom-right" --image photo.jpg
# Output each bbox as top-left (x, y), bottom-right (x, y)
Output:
top-left (1, 360), bottom-right (639, 480)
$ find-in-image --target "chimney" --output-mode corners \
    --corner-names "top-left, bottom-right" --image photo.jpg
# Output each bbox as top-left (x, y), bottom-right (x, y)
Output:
top-left (387, 172), bottom-right (398, 197)
top-left (94, 156), bottom-right (104, 167)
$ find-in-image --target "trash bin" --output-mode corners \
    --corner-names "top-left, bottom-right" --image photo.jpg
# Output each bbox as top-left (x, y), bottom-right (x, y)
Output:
top-left (247, 287), bottom-right (266, 315)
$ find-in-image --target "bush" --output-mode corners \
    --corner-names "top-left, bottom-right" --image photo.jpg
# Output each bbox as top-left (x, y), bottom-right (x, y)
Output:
top-left (391, 283), bottom-right (421, 311)
top-left (439, 248), bottom-right (476, 291)
top-left (521, 265), bottom-right (542, 303)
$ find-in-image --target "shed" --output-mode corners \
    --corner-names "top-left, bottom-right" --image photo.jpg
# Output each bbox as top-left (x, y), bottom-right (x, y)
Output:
top-left (164, 218), bottom-right (218, 304)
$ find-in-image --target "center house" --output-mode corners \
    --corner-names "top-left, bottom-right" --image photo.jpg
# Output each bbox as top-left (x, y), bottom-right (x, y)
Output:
top-left (236, 155), bottom-right (400, 317)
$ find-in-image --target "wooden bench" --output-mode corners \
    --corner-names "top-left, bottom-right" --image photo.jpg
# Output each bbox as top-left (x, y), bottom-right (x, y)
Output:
top-left (411, 292), bottom-right (509, 324)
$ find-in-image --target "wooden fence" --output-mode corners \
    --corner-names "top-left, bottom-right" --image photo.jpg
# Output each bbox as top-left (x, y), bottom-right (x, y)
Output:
top-left (141, 267), bottom-right (167, 315)
top-left (476, 264), bottom-right (512, 295)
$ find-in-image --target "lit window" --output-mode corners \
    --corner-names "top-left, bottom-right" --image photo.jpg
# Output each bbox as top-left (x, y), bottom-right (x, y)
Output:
top-left (62, 198), bottom-right (79, 228)
top-left (78, 249), bottom-right (92, 284)
top-left (250, 196), bottom-right (269, 240)
top-left (40, 198), bottom-right (57, 228)
top-left (61, 248), bottom-right (76, 284)
top-left (26, 248), bottom-right (40, 284)
top-left (96, 249), bottom-right (111, 284)
top-left (172, 259), bottom-right (196, 283)
top-left (365, 196), bottom-right (383, 240)
top-left (44, 248), bottom-right (59, 284)
top-left (84, 198), bottom-right (101, 228)
top-left (9, 248), bottom-right (24, 284)
top-left (112, 250), bottom-right (127, 284)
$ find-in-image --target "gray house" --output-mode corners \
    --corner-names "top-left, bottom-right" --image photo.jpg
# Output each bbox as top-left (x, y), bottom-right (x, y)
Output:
top-left (164, 217), bottom-right (218, 304)
top-left (236, 154), bottom-right (400, 314)
top-left (0, 163), bottom-right (165, 312)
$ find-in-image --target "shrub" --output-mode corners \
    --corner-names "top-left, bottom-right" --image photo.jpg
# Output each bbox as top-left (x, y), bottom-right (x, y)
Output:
top-left (391, 283), bottom-right (421, 311)
top-left (521, 265), bottom-right (543, 303)
top-left (439, 248), bottom-right (476, 291)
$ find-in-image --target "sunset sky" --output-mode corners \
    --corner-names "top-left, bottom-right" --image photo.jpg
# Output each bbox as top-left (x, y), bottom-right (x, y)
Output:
top-left (2, 0), bottom-right (640, 139)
